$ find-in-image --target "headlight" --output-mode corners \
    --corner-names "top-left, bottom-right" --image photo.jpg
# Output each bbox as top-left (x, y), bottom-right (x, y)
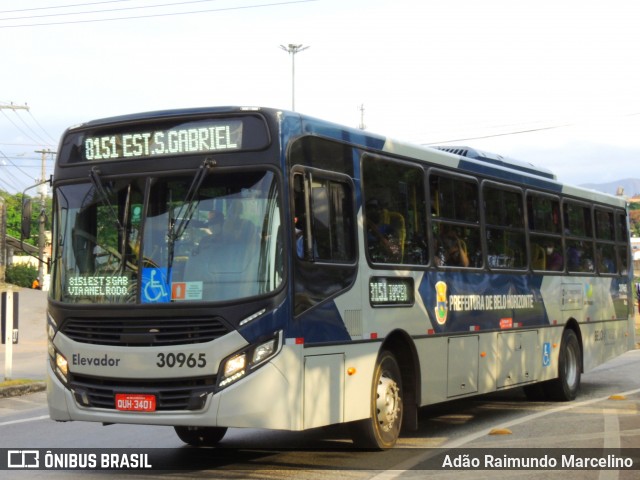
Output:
top-left (224, 353), bottom-right (246, 378)
top-left (55, 353), bottom-right (69, 382)
top-left (252, 338), bottom-right (276, 364)
top-left (217, 332), bottom-right (281, 389)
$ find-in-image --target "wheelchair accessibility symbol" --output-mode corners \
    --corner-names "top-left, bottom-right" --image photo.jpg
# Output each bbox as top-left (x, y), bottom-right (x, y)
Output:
top-left (142, 268), bottom-right (170, 303)
top-left (542, 342), bottom-right (551, 367)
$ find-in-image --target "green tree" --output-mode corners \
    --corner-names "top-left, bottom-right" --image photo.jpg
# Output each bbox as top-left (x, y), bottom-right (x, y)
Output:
top-left (0, 190), bottom-right (52, 246)
top-left (5, 264), bottom-right (38, 288)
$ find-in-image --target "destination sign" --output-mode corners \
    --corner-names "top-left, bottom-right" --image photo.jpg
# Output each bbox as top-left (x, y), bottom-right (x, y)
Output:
top-left (83, 119), bottom-right (243, 161)
top-left (369, 276), bottom-right (414, 307)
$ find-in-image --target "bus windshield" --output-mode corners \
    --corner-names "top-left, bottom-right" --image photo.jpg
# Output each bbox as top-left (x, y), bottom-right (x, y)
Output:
top-left (52, 170), bottom-right (283, 304)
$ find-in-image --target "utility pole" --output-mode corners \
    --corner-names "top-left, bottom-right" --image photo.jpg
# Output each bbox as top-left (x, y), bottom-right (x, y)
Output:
top-left (279, 44), bottom-right (309, 111)
top-left (34, 148), bottom-right (53, 287)
top-left (0, 103), bottom-right (29, 113)
top-left (1, 104), bottom-right (30, 283)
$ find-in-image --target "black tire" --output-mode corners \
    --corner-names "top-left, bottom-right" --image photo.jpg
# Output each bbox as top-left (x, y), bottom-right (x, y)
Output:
top-left (350, 350), bottom-right (403, 449)
top-left (544, 329), bottom-right (581, 401)
top-left (174, 426), bottom-right (228, 446)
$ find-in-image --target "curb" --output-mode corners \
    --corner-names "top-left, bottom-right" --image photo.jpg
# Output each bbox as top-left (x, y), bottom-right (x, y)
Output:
top-left (0, 381), bottom-right (46, 398)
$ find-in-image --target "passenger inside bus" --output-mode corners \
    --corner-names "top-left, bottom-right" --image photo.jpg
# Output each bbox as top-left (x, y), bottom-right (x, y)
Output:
top-left (596, 248), bottom-right (616, 273)
top-left (435, 229), bottom-right (469, 267)
top-left (544, 242), bottom-right (564, 271)
top-left (566, 241), bottom-right (595, 272)
top-left (366, 199), bottom-right (402, 263)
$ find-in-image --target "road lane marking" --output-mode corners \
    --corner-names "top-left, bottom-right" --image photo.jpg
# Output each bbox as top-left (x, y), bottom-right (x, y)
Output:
top-left (0, 415), bottom-right (49, 427)
top-left (599, 408), bottom-right (620, 480)
top-left (370, 386), bottom-right (640, 480)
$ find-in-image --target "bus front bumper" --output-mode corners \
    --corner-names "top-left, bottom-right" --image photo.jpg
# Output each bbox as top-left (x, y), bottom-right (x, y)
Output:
top-left (46, 348), bottom-right (298, 430)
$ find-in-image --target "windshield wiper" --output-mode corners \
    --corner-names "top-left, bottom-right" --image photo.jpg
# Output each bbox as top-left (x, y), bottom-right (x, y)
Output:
top-left (89, 167), bottom-right (127, 272)
top-left (166, 158), bottom-right (215, 269)
top-left (89, 167), bottom-right (124, 232)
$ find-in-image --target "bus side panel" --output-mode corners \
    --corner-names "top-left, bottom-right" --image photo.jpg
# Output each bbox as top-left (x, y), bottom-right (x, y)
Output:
top-left (303, 353), bottom-right (345, 429)
top-left (417, 336), bottom-right (449, 405)
top-left (417, 328), bottom-right (561, 406)
top-left (579, 319), bottom-right (632, 373)
top-left (300, 342), bottom-right (379, 427)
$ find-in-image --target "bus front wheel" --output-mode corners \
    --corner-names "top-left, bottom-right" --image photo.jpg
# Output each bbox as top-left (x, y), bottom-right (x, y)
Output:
top-left (174, 426), bottom-right (228, 446)
top-left (350, 350), bottom-right (403, 449)
top-left (545, 329), bottom-right (581, 401)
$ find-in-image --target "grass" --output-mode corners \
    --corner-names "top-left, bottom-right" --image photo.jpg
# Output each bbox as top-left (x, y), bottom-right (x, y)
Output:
top-left (0, 378), bottom-right (40, 388)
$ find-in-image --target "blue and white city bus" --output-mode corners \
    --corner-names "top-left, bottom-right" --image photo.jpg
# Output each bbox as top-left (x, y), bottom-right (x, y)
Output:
top-left (44, 107), bottom-right (634, 448)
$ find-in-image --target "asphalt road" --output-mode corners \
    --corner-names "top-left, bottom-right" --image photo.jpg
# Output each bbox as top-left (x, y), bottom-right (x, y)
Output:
top-left (1, 287), bottom-right (639, 479)
top-left (0, 349), bottom-right (639, 479)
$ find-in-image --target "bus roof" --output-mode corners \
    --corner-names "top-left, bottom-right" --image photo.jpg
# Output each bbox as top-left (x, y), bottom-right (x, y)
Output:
top-left (431, 146), bottom-right (557, 180)
top-left (64, 106), bottom-right (627, 209)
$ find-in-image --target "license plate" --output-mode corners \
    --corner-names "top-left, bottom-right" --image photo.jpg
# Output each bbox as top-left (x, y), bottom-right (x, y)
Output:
top-left (115, 393), bottom-right (156, 412)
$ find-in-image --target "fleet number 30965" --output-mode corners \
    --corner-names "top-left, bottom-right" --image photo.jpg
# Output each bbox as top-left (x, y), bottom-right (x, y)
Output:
top-left (156, 352), bottom-right (207, 368)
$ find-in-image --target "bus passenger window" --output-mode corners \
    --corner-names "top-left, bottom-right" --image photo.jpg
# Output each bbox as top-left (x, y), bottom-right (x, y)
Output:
top-left (564, 201), bottom-right (594, 274)
top-left (566, 239), bottom-right (594, 273)
top-left (527, 192), bottom-right (563, 272)
top-left (595, 209), bottom-right (617, 274)
top-left (483, 184), bottom-right (526, 269)
top-left (292, 171), bottom-right (355, 263)
top-left (362, 155), bottom-right (428, 265)
top-left (430, 173), bottom-right (481, 268)
top-left (615, 211), bottom-right (629, 274)
top-left (366, 199), bottom-right (403, 263)
top-left (434, 228), bottom-right (469, 267)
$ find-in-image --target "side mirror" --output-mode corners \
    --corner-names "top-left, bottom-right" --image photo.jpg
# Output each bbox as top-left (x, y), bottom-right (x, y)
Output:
top-left (21, 197), bottom-right (32, 240)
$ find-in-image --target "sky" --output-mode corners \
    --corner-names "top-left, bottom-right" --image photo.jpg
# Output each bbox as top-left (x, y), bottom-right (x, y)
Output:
top-left (1, 0), bottom-right (640, 194)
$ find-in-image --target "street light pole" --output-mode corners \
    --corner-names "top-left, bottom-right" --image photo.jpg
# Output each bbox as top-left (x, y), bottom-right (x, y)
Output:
top-left (279, 44), bottom-right (309, 111)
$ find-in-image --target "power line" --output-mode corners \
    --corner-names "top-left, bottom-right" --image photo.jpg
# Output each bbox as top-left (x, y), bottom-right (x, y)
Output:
top-left (0, 142), bottom-right (56, 147)
top-left (26, 111), bottom-right (58, 145)
top-left (422, 122), bottom-right (573, 146)
top-left (422, 112), bottom-right (640, 145)
top-left (0, 109), bottom-right (55, 148)
top-left (0, 153), bottom-right (33, 192)
top-left (12, 110), bottom-right (51, 146)
top-left (0, 103), bottom-right (57, 148)
top-left (0, 104), bottom-right (56, 193)
top-left (0, 0), bottom-right (131, 14)
top-left (0, 175), bottom-right (15, 191)
top-left (0, 0), bottom-right (221, 21)
top-left (0, 150), bottom-right (37, 181)
top-left (0, 155), bottom-right (54, 163)
top-left (0, 0), bottom-right (319, 28)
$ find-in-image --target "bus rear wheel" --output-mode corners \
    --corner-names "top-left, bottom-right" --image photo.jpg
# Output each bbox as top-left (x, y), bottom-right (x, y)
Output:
top-left (174, 426), bottom-right (228, 446)
top-left (350, 350), bottom-right (403, 449)
top-left (545, 329), bottom-right (581, 401)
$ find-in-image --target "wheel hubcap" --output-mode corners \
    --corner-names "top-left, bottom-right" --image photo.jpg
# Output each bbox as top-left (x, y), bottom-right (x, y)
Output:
top-left (376, 374), bottom-right (401, 432)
